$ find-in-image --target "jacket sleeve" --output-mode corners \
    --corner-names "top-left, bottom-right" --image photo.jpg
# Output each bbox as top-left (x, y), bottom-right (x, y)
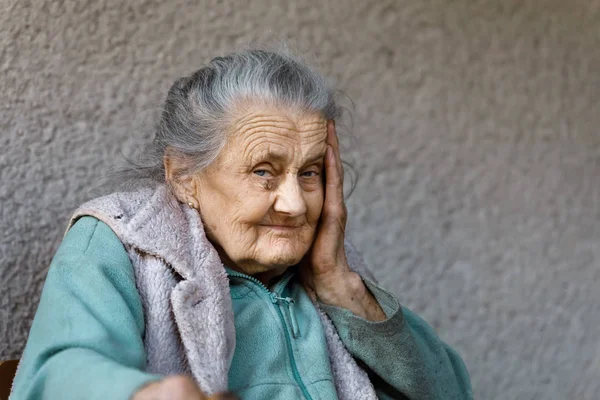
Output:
top-left (10, 216), bottom-right (161, 400)
top-left (319, 279), bottom-right (473, 400)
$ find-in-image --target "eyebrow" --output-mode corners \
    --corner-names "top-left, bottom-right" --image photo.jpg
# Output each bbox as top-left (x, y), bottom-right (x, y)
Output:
top-left (252, 150), bottom-right (326, 165)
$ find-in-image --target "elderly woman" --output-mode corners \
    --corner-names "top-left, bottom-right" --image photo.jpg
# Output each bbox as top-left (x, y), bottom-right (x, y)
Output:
top-left (11, 49), bottom-right (472, 400)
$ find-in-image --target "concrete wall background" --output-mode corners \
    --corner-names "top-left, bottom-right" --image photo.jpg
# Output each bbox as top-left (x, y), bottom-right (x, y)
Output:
top-left (1, 0), bottom-right (599, 398)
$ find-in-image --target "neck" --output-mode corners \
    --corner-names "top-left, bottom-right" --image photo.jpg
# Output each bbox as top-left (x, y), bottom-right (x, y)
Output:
top-left (211, 244), bottom-right (290, 286)
top-left (251, 266), bottom-right (289, 286)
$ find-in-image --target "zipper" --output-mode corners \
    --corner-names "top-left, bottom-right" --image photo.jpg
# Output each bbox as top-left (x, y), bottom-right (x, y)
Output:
top-left (227, 269), bottom-right (313, 400)
top-left (271, 295), bottom-right (300, 338)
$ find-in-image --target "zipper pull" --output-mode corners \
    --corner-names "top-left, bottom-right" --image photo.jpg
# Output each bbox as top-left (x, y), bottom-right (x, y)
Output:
top-left (271, 295), bottom-right (301, 338)
top-left (286, 299), bottom-right (300, 339)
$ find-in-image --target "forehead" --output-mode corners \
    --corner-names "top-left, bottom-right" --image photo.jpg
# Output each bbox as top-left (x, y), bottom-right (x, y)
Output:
top-left (228, 106), bottom-right (328, 158)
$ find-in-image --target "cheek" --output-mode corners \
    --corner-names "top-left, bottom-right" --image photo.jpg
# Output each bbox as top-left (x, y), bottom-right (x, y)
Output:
top-left (228, 190), bottom-right (274, 234)
top-left (207, 192), bottom-right (273, 256)
top-left (198, 186), bottom-right (270, 236)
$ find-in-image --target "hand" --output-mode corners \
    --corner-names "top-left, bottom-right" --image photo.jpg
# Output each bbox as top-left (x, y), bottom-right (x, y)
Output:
top-left (300, 121), bottom-right (386, 322)
top-left (132, 376), bottom-right (238, 400)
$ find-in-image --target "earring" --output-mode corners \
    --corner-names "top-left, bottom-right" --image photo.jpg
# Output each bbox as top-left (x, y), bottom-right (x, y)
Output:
top-left (187, 202), bottom-right (195, 209)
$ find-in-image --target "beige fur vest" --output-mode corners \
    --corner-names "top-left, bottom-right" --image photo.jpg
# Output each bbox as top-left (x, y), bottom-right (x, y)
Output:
top-left (68, 184), bottom-right (378, 399)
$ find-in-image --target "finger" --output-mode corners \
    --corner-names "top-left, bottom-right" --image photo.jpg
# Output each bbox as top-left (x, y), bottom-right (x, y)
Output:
top-left (325, 121), bottom-right (344, 204)
top-left (324, 145), bottom-right (344, 210)
top-left (327, 120), bottom-right (344, 182)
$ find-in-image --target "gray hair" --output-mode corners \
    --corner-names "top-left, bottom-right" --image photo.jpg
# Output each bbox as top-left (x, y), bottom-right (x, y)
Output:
top-left (104, 48), bottom-right (355, 194)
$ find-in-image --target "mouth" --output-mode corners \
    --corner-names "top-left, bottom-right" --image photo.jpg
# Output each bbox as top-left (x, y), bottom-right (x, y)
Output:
top-left (260, 224), bottom-right (302, 231)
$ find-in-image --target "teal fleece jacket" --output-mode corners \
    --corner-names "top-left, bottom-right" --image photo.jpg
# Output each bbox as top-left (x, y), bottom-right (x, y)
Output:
top-left (11, 216), bottom-right (472, 400)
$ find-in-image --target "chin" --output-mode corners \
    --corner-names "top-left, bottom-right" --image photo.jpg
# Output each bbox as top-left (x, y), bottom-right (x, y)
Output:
top-left (260, 251), bottom-right (304, 269)
top-left (235, 252), bottom-right (302, 279)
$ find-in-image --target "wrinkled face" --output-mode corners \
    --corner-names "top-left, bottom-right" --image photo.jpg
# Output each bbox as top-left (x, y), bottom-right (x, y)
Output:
top-left (185, 106), bottom-right (328, 277)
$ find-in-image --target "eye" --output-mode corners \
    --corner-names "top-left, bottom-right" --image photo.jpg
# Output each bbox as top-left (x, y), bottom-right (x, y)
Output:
top-left (254, 169), bottom-right (271, 177)
top-left (301, 170), bottom-right (319, 178)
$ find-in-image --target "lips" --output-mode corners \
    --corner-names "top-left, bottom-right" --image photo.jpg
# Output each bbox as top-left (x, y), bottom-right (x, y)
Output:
top-left (260, 224), bottom-right (302, 229)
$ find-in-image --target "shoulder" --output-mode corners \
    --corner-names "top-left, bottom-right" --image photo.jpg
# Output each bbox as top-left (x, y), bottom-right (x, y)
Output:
top-left (64, 185), bottom-right (169, 250)
top-left (49, 216), bottom-right (141, 307)
top-left (68, 186), bottom-right (157, 230)
top-left (66, 216), bottom-right (125, 253)
top-left (58, 216), bottom-right (130, 268)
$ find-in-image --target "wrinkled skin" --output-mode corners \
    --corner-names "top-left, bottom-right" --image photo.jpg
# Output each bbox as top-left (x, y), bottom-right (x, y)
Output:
top-left (165, 103), bottom-right (386, 317)
top-left (151, 104), bottom-right (386, 399)
top-left (187, 105), bottom-right (328, 282)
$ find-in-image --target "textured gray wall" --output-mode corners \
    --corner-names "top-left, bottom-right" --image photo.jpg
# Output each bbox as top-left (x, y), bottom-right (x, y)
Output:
top-left (1, 0), bottom-right (599, 398)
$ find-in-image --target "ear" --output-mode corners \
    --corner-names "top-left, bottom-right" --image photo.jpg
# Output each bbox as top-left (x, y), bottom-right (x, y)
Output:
top-left (164, 147), bottom-right (199, 207)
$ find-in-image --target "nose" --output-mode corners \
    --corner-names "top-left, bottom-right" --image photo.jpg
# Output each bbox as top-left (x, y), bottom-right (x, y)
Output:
top-left (273, 173), bottom-right (307, 217)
